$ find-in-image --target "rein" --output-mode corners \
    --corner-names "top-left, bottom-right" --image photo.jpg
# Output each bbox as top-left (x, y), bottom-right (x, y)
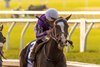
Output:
top-left (49, 28), bottom-right (67, 45)
top-left (49, 27), bottom-right (73, 47)
top-left (49, 29), bottom-right (58, 43)
top-left (43, 45), bottom-right (56, 62)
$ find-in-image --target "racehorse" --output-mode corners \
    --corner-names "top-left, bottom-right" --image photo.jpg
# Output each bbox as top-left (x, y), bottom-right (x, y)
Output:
top-left (0, 24), bottom-right (6, 67)
top-left (11, 6), bottom-right (21, 18)
top-left (26, 4), bottom-right (47, 11)
top-left (25, 4), bottom-right (47, 17)
top-left (20, 15), bottom-right (73, 67)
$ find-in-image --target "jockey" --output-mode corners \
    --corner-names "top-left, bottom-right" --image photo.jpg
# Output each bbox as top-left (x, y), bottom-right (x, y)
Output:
top-left (30, 8), bottom-right (59, 61)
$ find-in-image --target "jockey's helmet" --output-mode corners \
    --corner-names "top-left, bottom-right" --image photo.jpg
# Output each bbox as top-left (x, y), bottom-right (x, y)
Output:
top-left (45, 8), bottom-right (59, 21)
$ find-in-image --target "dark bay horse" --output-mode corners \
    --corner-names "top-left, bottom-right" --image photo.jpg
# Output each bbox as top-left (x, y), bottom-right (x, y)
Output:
top-left (26, 4), bottom-right (47, 11)
top-left (20, 15), bottom-right (73, 67)
top-left (0, 24), bottom-right (6, 67)
top-left (25, 4), bottom-right (47, 17)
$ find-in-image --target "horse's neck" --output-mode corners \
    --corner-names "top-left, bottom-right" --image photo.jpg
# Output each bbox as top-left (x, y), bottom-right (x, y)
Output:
top-left (0, 32), bottom-right (3, 36)
top-left (46, 38), bottom-right (63, 60)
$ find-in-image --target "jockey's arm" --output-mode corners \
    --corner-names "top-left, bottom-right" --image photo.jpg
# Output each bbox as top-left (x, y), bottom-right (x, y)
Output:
top-left (34, 25), bottom-right (47, 39)
top-left (34, 25), bottom-right (53, 40)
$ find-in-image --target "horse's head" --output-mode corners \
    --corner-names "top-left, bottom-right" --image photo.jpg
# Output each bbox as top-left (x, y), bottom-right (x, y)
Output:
top-left (50, 15), bottom-right (72, 50)
top-left (0, 24), bottom-right (6, 44)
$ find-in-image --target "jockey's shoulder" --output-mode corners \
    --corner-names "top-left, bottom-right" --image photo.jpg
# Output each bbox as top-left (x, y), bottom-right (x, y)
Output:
top-left (39, 14), bottom-right (45, 18)
top-left (37, 14), bottom-right (46, 26)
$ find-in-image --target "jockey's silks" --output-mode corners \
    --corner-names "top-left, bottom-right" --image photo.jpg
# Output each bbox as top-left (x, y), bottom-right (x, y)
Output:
top-left (34, 14), bottom-right (52, 40)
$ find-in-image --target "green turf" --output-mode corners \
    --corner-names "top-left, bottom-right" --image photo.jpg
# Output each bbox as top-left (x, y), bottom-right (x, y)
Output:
top-left (3, 23), bottom-right (36, 58)
top-left (64, 28), bottom-right (100, 64)
top-left (1, 23), bottom-right (100, 64)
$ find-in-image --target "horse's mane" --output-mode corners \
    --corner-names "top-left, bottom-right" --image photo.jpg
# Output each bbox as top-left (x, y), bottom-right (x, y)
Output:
top-left (55, 17), bottom-right (66, 23)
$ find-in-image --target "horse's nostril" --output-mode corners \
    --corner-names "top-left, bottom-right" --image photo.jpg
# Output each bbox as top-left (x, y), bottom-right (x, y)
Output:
top-left (56, 35), bottom-right (59, 37)
top-left (65, 33), bottom-right (68, 36)
top-left (58, 40), bottom-right (61, 42)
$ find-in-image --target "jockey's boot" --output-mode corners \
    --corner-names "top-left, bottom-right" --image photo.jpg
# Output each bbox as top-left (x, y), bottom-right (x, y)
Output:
top-left (30, 39), bottom-right (43, 62)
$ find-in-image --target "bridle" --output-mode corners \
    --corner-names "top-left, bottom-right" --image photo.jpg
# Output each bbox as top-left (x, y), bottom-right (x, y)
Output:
top-left (49, 28), bottom-right (67, 44)
top-left (49, 18), bottom-right (68, 45)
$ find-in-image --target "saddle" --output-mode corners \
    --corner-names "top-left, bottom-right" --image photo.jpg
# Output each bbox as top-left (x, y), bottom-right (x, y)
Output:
top-left (26, 40), bottom-right (48, 64)
top-left (35, 40), bottom-right (48, 53)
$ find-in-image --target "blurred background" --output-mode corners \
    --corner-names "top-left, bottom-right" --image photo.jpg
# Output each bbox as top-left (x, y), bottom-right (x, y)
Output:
top-left (0, 0), bottom-right (100, 66)
top-left (0, 0), bottom-right (100, 11)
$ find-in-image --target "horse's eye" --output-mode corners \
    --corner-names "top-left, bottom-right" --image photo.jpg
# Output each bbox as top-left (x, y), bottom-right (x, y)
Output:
top-left (68, 25), bottom-right (69, 28)
top-left (56, 34), bottom-right (60, 37)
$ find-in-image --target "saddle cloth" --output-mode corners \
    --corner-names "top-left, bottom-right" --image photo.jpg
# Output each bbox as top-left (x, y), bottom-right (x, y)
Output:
top-left (26, 40), bottom-right (47, 65)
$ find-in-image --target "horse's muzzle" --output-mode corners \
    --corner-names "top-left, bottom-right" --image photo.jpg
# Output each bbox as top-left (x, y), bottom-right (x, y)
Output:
top-left (65, 40), bottom-right (74, 47)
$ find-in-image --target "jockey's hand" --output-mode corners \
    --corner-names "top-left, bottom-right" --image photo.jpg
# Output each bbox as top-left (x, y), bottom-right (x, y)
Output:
top-left (46, 29), bottom-right (53, 35)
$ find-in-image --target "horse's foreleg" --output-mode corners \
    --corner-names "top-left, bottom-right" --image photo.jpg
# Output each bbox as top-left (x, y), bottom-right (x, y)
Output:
top-left (20, 45), bottom-right (29, 67)
top-left (20, 49), bottom-right (27, 67)
top-left (56, 56), bottom-right (66, 67)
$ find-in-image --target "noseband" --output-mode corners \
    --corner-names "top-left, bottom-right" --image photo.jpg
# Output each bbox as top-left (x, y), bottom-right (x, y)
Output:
top-left (49, 18), bottom-right (68, 45)
top-left (49, 29), bottom-right (66, 44)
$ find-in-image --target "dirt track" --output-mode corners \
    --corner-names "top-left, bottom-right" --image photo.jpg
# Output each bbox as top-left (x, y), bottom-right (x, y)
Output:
top-left (2, 59), bottom-right (100, 67)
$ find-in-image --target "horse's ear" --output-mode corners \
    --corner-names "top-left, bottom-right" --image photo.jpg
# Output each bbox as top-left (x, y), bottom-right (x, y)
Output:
top-left (65, 14), bottom-right (72, 21)
top-left (0, 24), bottom-right (3, 31)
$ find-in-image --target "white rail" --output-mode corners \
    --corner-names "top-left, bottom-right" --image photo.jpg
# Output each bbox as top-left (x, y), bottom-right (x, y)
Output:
top-left (0, 11), bottom-right (100, 52)
top-left (0, 11), bottom-right (100, 14)
top-left (0, 18), bottom-right (100, 22)
top-left (3, 59), bottom-right (19, 67)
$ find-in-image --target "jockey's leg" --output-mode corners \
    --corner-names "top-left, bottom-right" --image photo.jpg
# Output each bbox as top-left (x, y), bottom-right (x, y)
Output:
top-left (30, 39), bottom-right (43, 61)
